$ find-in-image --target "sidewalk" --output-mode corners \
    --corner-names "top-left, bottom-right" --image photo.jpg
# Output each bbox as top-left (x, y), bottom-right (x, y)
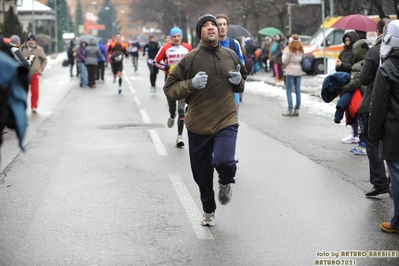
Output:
top-left (246, 71), bottom-right (325, 95)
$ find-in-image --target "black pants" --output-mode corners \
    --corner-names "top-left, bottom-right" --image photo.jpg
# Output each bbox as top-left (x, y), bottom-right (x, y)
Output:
top-left (86, 65), bottom-right (98, 86)
top-left (188, 125), bottom-right (238, 213)
top-left (97, 61), bottom-right (105, 80)
top-left (147, 62), bottom-right (158, 86)
top-left (360, 114), bottom-right (390, 190)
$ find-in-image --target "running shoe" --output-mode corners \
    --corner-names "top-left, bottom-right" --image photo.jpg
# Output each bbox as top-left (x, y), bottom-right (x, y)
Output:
top-left (167, 117), bottom-right (175, 128)
top-left (176, 135), bottom-right (184, 147)
top-left (354, 147), bottom-right (367, 156)
top-left (151, 86), bottom-right (155, 93)
top-left (350, 145), bottom-right (361, 153)
top-left (118, 87), bottom-right (122, 94)
top-left (218, 184), bottom-right (232, 205)
top-left (201, 212), bottom-right (215, 227)
top-left (341, 135), bottom-right (359, 144)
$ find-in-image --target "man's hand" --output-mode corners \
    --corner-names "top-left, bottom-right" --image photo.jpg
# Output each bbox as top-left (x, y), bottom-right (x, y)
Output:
top-left (192, 71), bottom-right (208, 89)
top-left (228, 65), bottom-right (242, 85)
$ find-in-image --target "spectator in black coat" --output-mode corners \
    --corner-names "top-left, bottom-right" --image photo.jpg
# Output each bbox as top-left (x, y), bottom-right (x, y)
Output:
top-left (67, 40), bottom-right (75, 77)
top-left (359, 18), bottom-right (391, 197)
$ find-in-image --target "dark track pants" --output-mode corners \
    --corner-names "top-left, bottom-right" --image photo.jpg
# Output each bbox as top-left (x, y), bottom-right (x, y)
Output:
top-left (188, 124), bottom-right (238, 213)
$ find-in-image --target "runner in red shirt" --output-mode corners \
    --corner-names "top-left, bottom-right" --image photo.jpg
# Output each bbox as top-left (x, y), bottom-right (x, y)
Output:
top-left (154, 27), bottom-right (192, 147)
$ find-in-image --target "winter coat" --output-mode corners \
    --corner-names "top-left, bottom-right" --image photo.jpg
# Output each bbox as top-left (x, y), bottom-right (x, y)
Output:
top-left (335, 31), bottom-right (358, 73)
top-left (97, 40), bottom-right (107, 62)
top-left (341, 39), bottom-right (369, 93)
top-left (1, 41), bottom-right (31, 68)
top-left (369, 49), bottom-right (399, 161)
top-left (20, 42), bottom-right (47, 75)
top-left (358, 36), bottom-right (382, 115)
top-left (321, 72), bottom-right (351, 103)
top-left (84, 39), bottom-right (100, 66)
top-left (244, 42), bottom-right (256, 59)
top-left (0, 51), bottom-right (30, 150)
top-left (163, 41), bottom-right (247, 135)
top-left (76, 42), bottom-right (86, 63)
top-left (282, 50), bottom-right (303, 76)
top-left (271, 38), bottom-right (285, 64)
top-left (67, 41), bottom-right (75, 65)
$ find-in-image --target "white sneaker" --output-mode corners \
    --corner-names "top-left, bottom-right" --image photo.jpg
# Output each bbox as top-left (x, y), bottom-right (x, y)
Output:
top-left (176, 135), bottom-right (184, 147)
top-left (201, 212), bottom-right (215, 226)
top-left (151, 86), bottom-right (156, 93)
top-left (341, 135), bottom-right (359, 144)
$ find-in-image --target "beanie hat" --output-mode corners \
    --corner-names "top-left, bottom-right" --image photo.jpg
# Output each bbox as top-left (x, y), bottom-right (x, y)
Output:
top-left (380, 20), bottom-right (399, 59)
top-left (27, 34), bottom-right (36, 41)
top-left (10, 35), bottom-right (20, 46)
top-left (244, 37), bottom-right (252, 43)
top-left (196, 13), bottom-right (219, 39)
top-left (169, 27), bottom-right (183, 38)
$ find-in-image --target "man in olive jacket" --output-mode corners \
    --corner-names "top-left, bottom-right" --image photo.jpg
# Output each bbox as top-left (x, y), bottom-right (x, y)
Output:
top-left (163, 13), bottom-right (247, 227)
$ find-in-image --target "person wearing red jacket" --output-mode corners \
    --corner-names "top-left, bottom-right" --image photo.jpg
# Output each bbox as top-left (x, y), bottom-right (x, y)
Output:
top-left (154, 27), bottom-right (192, 147)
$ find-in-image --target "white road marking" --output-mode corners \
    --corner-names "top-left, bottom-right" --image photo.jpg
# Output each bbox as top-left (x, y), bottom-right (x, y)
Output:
top-left (133, 96), bottom-right (141, 105)
top-left (139, 109), bottom-right (151, 123)
top-left (129, 76), bottom-right (145, 80)
top-left (123, 70), bottom-right (136, 93)
top-left (168, 174), bottom-right (214, 240)
top-left (148, 130), bottom-right (168, 156)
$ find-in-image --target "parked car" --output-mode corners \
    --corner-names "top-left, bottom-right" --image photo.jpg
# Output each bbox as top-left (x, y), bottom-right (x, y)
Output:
top-left (299, 35), bottom-right (311, 44)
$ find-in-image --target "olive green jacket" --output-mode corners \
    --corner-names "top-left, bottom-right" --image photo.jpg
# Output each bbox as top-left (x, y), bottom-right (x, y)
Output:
top-left (164, 41), bottom-right (247, 135)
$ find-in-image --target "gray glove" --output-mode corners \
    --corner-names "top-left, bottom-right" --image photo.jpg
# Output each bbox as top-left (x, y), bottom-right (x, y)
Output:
top-left (192, 71), bottom-right (208, 89)
top-left (228, 65), bottom-right (242, 85)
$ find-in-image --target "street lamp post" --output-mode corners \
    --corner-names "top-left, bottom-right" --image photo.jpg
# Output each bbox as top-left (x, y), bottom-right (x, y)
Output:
top-left (54, 0), bottom-right (58, 54)
top-left (286, 3), bottom-right (298, 36)
top-left (32, 0), bottom-right (36, 34)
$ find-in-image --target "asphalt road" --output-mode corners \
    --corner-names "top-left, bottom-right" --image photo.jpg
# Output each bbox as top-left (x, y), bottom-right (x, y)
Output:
top-left (0, 55), bottom-right (398, 266)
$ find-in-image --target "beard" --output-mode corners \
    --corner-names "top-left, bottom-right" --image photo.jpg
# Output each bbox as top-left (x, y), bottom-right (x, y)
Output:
top-left (203, 35), bottom-right (219, 46)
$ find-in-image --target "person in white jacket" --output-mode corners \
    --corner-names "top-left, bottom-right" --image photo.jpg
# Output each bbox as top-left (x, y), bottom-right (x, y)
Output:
top-left (281, 34), bottom-right (304, 117)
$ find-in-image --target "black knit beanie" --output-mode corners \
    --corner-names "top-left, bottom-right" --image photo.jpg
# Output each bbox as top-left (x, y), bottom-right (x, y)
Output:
top-left (196, 13), bottom-right (219, 39)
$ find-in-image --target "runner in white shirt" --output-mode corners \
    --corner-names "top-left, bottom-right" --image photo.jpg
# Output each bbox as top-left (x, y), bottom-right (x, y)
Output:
top-left (154, 27), bottom-right (192, 147)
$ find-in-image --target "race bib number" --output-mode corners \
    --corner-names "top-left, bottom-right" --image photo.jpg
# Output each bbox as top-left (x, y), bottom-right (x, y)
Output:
top-left (132, 47), bottom-right (138, 52)
top-left (114, 55), bottom-right (123, 61)
top-left (148, 59), bottom-right (154, 64)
